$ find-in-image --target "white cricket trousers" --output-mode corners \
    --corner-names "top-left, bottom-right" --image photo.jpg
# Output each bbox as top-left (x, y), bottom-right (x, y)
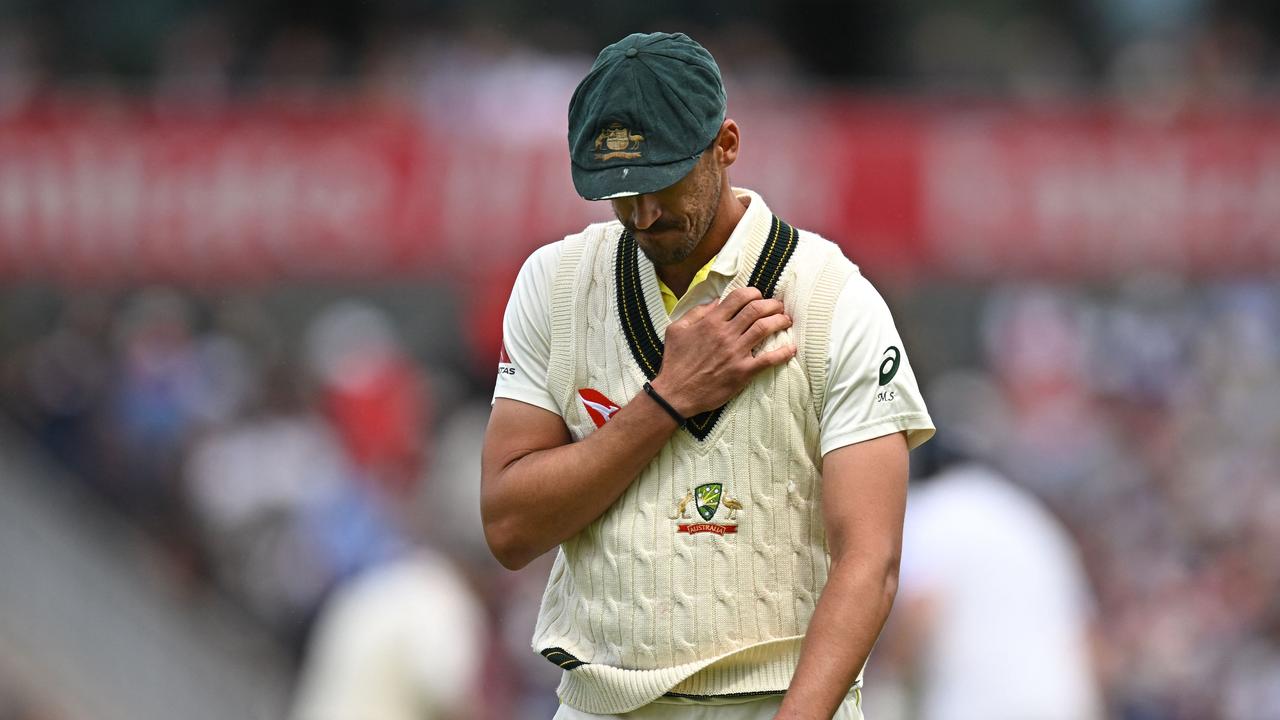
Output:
top-left (552, 690), bottom-right (864, 720)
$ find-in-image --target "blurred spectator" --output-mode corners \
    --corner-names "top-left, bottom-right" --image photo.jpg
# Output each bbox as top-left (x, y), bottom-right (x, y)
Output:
top-left (106, 288), bottom-right (201, 498)
top-left (185, 361), bottom-right (405, 648)
top-left (14, 293), bottom-right (111, 478)
top-left (869, 371), bottom-right (1103, 720)
top-left (1223, 614), bottom-right (1280, 720)
top-left (421, 402), bottom-right (491, 565)
top-left (881, 458), bottom-right (1103, 720)
top-left (99, 288), bottom-right (210, 582)
top-left (304, 301), bottom-right (430, 500)
top-left (290, 550), bottom-right (487, 720)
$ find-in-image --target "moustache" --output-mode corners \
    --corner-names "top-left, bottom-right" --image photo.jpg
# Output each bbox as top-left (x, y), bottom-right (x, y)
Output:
top-left (627, 222), bottom-right (684, 235)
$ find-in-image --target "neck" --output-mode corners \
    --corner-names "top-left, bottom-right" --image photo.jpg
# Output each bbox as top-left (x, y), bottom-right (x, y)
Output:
top-left (655, 185), bottom-right (747, 297)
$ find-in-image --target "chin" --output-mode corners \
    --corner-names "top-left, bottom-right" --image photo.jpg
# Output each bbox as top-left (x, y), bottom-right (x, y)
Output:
top-left (636, 236), bottom-right (689, 264)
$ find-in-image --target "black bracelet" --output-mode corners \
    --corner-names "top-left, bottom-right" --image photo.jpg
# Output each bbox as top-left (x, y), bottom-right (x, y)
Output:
top-left (643, 382), bottom-right (686, 428)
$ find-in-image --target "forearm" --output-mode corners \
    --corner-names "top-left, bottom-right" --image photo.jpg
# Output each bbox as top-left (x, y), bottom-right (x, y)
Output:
top-left (481, 288), bottom-right (795, 571)
top-left (481, 392), bottom-right (680, 570)
top-left (776, 556), bottom-right (899, 720)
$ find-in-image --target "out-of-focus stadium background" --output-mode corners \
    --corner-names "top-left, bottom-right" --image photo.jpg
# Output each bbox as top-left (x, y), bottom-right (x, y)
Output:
top-left (0, 0), bottom-right (1277, 718)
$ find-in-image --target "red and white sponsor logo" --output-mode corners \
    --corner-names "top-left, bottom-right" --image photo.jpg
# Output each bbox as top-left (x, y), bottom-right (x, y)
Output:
top-left (578, 388), bottom-right (621, 428)
top-left (497, 341), bottom-right (516, 377)
top-left (677, 523), bottom-right (738, 536)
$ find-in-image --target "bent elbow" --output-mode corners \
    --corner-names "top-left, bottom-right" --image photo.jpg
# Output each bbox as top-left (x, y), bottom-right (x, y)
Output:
top-left (482, 517), bottom-right (535, 571)
top-left (481, 480), bottom-right (525, 570)
top-left (480, 460), bottom-right (560, 571)
top-left (490, 543), bottom-right (533, 572)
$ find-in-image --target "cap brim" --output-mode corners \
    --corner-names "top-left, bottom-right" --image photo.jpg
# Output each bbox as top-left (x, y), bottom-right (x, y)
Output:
top-left (571, 155), bottom-right (701, 201)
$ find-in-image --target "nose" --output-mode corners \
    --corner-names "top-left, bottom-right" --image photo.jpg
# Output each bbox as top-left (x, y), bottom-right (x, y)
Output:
top-left (628, 194), bottom-right (661, 230)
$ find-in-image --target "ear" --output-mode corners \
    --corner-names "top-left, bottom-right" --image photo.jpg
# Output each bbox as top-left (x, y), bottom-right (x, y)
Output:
top-left (713, 119), bottom-right (740, 168)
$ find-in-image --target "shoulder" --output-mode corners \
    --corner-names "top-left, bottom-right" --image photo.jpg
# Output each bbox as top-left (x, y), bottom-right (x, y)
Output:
top-left (531, 221), bottom-right (623, 271)
top-left (786, 229), bottom-right (897, 313)
top-left (787, 228), bottom-right (885, 312)
top-left (787, 226), bottom-right (859, 276)
top-left (514, 221), bottom-right (620, 285)
top-left (519, 240), bottom-right (562, 277)
top-left (565, 219), bottom-right (623, 248)
top-left (837, 267), bottom-right (889, 309)
top-left (826, 268), bottom-right (900, 353)
top-left (776, 225), bottom-right (862, 314)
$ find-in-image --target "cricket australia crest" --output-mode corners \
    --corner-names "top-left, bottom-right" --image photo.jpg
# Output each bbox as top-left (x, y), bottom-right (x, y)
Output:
top-left (695, 483), bottom-right (721, 520)
top-left (672, 483), bottom-right (743, 536)
top-left (593, 122), bottom-right (644, 160)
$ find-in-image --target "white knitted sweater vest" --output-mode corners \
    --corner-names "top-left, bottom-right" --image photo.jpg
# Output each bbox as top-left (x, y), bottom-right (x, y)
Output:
top-left (534, 212), bottom-right (855, 714)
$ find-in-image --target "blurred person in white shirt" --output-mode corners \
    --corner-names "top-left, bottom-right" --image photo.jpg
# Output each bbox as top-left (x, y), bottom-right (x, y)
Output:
top-left (291, 550), bottom-right (487, 720)
top-left (868, 372), bottom-right (1103, 720)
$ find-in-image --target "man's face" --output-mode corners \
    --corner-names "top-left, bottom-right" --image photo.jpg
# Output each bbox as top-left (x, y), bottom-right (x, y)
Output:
top-left (610, 150), bottom-right (723, 266)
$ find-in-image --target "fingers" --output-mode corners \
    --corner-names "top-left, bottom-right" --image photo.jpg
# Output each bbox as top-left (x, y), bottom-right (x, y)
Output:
top-left (713, 286), bottom-right (763, 321)
top-left (683, 289), bottom-right (789, 356)
top-left (740, 312), bottom-right (793, 349)
top-left (751, 344), bottom-right (797, 369)
top-left (657, 286), bottom-right (795, 415)
top-left (729, 298), bottom-right (786, 335)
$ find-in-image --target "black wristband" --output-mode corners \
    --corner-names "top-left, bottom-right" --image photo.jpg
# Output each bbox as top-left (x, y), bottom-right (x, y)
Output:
top-left (643, 382), bottom-right (686, 428)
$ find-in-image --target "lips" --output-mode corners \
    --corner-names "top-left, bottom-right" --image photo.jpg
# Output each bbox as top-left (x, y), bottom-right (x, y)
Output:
top-left (634, 227), bottom-right (681, 243)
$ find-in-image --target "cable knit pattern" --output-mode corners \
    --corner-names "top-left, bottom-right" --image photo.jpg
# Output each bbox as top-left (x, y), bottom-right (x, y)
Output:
top-left (534, 204), bottom-right (855, 714)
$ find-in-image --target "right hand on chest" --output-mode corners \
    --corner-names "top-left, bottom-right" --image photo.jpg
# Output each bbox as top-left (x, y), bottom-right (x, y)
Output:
top-left (650, 286), bottom-right (796, 417)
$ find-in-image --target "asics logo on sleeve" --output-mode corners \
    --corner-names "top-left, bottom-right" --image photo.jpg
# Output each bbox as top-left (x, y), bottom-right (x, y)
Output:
top-left (578, 389), bottom-right (621, 428)
top-left (878, 346), bottom-right (901, 386)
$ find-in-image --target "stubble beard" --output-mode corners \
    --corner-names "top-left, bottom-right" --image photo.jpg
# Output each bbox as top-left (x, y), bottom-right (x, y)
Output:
top-left (638, 175), bottom-right (723, 267)
top-left (639, 230), bottom-right (701, 267)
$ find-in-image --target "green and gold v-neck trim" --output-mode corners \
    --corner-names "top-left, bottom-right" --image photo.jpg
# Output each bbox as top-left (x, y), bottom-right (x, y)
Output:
top-left (615, 214), bottom-right (800, 441)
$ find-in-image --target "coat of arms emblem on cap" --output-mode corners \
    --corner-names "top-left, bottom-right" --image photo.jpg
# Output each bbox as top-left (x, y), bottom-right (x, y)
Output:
top-left (593, 122), bottom-right (644, 161)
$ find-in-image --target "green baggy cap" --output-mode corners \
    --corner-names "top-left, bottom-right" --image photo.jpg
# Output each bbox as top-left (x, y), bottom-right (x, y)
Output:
top-left (567, 32), bottom-right (726, 201)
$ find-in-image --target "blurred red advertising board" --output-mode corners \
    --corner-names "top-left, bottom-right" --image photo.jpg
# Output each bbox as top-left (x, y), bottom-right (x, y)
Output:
top-left (0, 98), bottom-right (1276, 284)
top-left (0, 103), bottom-right (433, 284)
top-left (908, 105), bottom-right (1280, 278)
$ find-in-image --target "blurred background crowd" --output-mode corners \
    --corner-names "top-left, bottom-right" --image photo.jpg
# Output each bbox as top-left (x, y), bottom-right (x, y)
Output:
top-left (0, 0), bottom-right (1276, 97)
top-left (0, 0), bottom-right (1278, 719)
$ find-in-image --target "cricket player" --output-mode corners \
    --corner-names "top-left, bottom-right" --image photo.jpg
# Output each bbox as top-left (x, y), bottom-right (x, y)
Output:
top-left (483, 31), bottom-right (934, 719)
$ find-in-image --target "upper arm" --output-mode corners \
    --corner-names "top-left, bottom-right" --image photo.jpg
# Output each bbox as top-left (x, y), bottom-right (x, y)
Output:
top-left (492, 243), bottom-right (562, 414)
top-left (481, 398), bottom-right (572, 480)
top-left (820, 431), bottom-right (909, 566)
top-left (483, 242), bottom-right (573, 514)
top-left (821, 273), bottom-right (934, 456)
